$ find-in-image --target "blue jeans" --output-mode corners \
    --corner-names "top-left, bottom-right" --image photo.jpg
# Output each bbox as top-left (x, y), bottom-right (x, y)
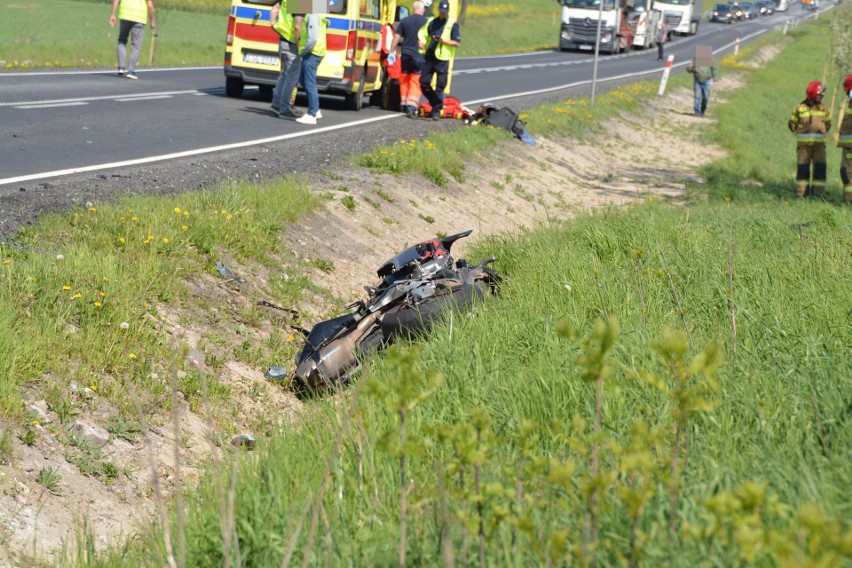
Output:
top-left (299, 52), bottom-right (323, 117)
top-left (694, 80), bottom-right (712, 115)
top-left (272, 41), bottom-right (299, 110)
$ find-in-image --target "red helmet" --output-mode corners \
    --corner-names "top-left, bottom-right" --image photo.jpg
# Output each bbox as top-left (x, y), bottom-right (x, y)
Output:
top-left (844, 75), bottom-right (852, 95)
top-left (806, 81), bottom-right (826, 99)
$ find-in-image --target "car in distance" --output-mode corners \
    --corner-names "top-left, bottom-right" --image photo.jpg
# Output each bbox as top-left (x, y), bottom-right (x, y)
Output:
top-left (730, 2), bottom-right (746, 19)
top-left (711, 3), bottom-right (737, 22)
top-left (756, 0), bottom-right (775, 14)
top-left (739, 1), bottom-right (758, 18)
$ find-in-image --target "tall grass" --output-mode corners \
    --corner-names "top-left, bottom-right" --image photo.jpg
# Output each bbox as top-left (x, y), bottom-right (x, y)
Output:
top-left (0, 178), bottom-right (316, 418)
top-left (82, 16), bottom-right (851, 567)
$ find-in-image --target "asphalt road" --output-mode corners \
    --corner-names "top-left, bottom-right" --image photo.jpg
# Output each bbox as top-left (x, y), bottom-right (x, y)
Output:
top-left (0, 8), bottom-right (816, 240)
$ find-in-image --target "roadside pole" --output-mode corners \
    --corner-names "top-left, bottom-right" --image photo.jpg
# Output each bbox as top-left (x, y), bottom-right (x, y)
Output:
top-left (658, 54), bottom-right (674, 95)
top-left (735, 37), bottom-right (740, 56)
top-left (590, 0), bottom-right (606, 105)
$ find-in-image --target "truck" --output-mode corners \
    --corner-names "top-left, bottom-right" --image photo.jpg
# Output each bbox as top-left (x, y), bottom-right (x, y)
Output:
top-left (558, 0), bottom-right (638, 54)
top-left (224, 0), bottom-right (458, 110)
top-left (630, 0), bottom-right (662, 49)
top-left (652, 0), bottom-right (703, 35)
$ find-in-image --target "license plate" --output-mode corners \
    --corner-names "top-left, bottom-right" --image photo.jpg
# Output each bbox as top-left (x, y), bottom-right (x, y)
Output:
top-left (579, 45), bottom-right (592, 50)
top-left (243, 52), bottom-right (278, 66)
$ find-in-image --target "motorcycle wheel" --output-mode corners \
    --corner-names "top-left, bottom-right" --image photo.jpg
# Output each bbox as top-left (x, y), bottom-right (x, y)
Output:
top-left (381, 282), bottom-right (485, 341)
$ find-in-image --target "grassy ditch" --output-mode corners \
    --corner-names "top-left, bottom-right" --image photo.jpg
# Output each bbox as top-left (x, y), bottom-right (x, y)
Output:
top-left (0, 178), bottom-right (316, 419)
top-left (72, 15), bottom-right (852, 568)
top-left (0, 0), bottom-right (560, 70)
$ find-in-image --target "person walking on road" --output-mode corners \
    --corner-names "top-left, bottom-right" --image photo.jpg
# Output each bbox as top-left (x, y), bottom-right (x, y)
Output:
top-left (270, 1), bottom-right (304, 119)
top-left (109, 0), bottom-right (155, 79)
top-left (789, 81), bottom-right (831, 198)
top-left (389, 1), bottom-right (428, 117)
top-left (656, 21), bottom-right (667, 61)
top-left (686, 58), bottom-right (718, 117)
top-left (418, 0), bottom-right (460, 120)
top-left (295, 13), bottom-right (328, 125)
top-left (836, 75), bottom-right (852, 202)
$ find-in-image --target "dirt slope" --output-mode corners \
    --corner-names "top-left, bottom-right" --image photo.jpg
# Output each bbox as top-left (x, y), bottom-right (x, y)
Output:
top-left (0, 60), bottom-right (764, 565)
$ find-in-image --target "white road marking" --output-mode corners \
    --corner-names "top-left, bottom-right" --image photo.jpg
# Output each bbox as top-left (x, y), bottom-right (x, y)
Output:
top-left (13, 102), bottom-right (88, 109)
top-left (0, 90), bottom-right (201, 107)
top-left (115, 95), bottom-right (174, 102)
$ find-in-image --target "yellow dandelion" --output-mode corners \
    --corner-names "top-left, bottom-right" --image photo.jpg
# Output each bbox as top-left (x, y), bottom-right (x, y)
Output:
top-left (131, 216), bottom-right (138, 221)
top-left (103, 276), bottom-right (109, 283)
top-left (181, 225), bottom-right (188, 231)
top-left (174, 207), bottom-right (181, 214)
top-left (128, 353), bottom-right (138, 360)
top-left (120, 216), bottom-right (126, 222)
top-left (162, 237), bottom-right (169, 244)
top-left (119, 237), bottom-right (126, 245)
top-left (287, 334), bottom-right (295, 342)
top-left (72, 292), bottom-right (82, 299)
top-left (98, 291), bottom-right (105, 298)
top-left (62, 285), bottom-right (71, 291)
top-left (226, 214), bottom-right (233, 221)
top-left (183, 211), bottom-right (190, 217)
top-left (89, 384), bottom-right (97, 392)
top-left (32, 420), bottom-right (39, 426)
top-left (94, 301), bottom-right (102, 307)
top-left (2, 259), bottom-right (10, 265)
top-left (89, 207), bottom-right (97, 212)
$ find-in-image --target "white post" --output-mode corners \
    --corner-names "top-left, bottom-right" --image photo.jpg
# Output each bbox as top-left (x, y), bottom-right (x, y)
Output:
top-left (783, 19), bottom-right (788, 34)
top-left (734, 38), bottom-right (740, 56)
top-left (658, 54), bottom-right (674, 96)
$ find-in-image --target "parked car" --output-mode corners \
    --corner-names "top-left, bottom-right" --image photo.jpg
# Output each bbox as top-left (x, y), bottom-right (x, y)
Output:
top-left (756, 0), bottom-right (775, 13)
top-left (739, 1), bottom-right (758, 17)
top-left (711, 2), bottom-right (737, 22)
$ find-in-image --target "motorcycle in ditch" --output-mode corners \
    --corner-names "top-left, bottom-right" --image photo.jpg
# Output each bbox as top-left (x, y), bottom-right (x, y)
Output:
top-left (266, 230), bottom-right (500, 394)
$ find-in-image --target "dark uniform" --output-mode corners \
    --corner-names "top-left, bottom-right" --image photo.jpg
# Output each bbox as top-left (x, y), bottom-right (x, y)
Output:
top-left (788, 82), bottom-right (831, 198)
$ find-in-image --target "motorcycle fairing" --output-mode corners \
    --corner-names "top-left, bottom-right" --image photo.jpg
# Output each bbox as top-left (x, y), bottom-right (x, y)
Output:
top-left (304, 313), bottom-right (356, 350)
top-left (376, 230), bottom-right (472, 278)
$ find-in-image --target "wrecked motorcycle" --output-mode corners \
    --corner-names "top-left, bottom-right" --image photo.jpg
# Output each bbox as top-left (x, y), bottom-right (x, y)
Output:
top-left (269, 230), bottom-right (500, 394)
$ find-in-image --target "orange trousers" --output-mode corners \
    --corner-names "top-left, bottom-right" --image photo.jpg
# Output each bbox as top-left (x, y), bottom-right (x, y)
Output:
top-left (399, 72), bottom-right (422, 111)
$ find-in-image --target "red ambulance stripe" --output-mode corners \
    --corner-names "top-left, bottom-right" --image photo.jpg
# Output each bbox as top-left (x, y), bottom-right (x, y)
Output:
top-left (235, 22), bottom-right (279, 44)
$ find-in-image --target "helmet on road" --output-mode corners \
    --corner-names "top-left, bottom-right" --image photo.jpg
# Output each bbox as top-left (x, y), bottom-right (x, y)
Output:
top-left (805, 81), bottom-right (826, 100)
top-left (844, 75), bottom-right (852, 94)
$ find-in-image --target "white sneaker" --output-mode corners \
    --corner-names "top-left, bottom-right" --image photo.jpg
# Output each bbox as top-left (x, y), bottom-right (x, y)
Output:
top-left (296, 114), bottom-right (317, 125)
top-left (126, 72), bottom-right (138, 80)
top-left (315, 110), bottom-right (323, 119)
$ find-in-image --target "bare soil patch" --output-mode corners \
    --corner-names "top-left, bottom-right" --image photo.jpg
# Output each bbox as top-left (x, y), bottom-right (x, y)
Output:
top-left (0, 66), bottom-right (750, 565)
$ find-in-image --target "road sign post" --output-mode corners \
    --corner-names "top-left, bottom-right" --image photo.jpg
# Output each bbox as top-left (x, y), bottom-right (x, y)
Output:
top-left (658, 55), bottom-right (674, 96)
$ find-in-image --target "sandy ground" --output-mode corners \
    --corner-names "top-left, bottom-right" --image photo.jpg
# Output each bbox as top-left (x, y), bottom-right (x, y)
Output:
top-left (0, 50), bottom-right (776, 565)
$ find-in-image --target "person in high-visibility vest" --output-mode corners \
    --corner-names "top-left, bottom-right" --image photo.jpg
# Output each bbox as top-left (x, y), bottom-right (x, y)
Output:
top-left (418, 0), bottom-right (460, 120)
top-left (838, 75), bottom-right (852, 203)
top-left (295, 13), bottom-right (328, 125)
top-left (109, 0), bottom-right (155, 80)
top-left (270, 1), bottom-right (304, 119)
top-left (789, 81), bottom-right (831, 198)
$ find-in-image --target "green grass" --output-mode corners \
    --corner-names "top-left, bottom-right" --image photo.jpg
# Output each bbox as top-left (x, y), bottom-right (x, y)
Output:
top-left (0, 0), bottom-right (560, 70)
top-left (0, 177), bottom-right (316, 418)
top-left (0, 0), bottom-right (227, 70)
top-left (79, 16), bottom-right (852, 567)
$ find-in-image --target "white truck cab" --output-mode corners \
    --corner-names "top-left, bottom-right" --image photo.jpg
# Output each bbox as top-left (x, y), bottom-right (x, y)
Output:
top-left (653, 0), bottom-right (702, 35)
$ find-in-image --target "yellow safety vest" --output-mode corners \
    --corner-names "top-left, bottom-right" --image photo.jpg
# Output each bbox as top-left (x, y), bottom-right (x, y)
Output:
top-left (117, 0), bottom-right (148, 24)
top-left (272, 0), bottom-right (295, 43)
top-left (299, 15), bottom-right (328, 56)
top-left (418, 17), bottom-right (457, 61)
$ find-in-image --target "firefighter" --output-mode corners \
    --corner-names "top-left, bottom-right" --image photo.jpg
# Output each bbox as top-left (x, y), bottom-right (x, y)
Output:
top-left (788, 81), bottom-right (831, 198)
top-left (838, 74), bottom-right (852, 203)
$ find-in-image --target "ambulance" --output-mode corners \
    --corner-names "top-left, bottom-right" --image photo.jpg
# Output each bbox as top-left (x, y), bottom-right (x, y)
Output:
top-left (224, 0), bottom-right (459, 110)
